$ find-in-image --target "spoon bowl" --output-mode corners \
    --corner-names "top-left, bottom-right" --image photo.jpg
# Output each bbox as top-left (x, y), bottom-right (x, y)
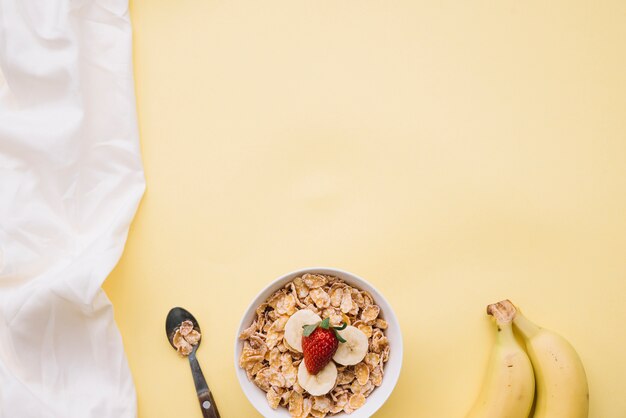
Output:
top-left (165, 307), bottom-right (202, 349)
top-left (165, 307), bottom-right (220, 418)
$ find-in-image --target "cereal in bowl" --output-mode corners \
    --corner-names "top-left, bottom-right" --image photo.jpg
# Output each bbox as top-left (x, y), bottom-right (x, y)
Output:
top-left (239, 274), bottom-right (389, 417)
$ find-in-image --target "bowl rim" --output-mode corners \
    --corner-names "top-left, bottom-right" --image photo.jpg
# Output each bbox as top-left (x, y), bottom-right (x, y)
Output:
top-left (234, 266), bottom-right (403, 418)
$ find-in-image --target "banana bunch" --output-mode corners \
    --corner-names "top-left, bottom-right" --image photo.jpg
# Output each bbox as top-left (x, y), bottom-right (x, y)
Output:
top-left (465, 300), bottom-right (589, 418)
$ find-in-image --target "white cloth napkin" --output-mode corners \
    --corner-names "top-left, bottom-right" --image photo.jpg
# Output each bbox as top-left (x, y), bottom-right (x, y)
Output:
top-left (0, 0), bottom-right (143, 416)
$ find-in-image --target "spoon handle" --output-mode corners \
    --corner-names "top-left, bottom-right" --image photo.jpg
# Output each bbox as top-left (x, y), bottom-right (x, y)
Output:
top-left (188, 353), bottom-right (220, 418)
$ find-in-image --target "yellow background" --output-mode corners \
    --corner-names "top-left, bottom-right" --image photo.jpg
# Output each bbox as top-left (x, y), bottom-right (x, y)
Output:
top-left (104, 1), bottom-right (626, 417)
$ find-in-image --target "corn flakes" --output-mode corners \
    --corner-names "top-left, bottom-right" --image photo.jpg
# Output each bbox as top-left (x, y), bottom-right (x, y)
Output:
top-left (238, 274), bottom-right (390, 417)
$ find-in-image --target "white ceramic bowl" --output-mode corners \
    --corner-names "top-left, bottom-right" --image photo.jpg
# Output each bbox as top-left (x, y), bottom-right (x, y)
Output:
top-left (235, 267), bottom-right (403, 417)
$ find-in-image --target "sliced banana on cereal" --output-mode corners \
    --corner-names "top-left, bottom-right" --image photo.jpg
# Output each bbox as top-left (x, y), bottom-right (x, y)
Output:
top-left (332, 325), bottom-right (369, 366)
top-left (284, 309), bottom-right (322, 352)
top-left (297, 360), bottom-right (337, 396)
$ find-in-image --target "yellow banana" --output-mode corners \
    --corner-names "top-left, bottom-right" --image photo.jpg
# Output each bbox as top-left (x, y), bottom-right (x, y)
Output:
top-left (465, 301), bottom-right (535, 418)
top-left (511, 301), bottom-right (589, 418)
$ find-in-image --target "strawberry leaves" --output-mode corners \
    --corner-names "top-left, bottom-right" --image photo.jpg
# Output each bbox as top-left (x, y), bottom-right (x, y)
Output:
top-left (302, 318), bottom-right (347, 343)
top-left (333, 327), bottom-right (347, 343)
top-left (302, 322), bottom-right (319, 337)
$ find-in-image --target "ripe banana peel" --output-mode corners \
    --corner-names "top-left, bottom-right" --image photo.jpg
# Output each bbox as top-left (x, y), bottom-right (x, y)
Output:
top-left (465, 301), bottom-right (535, 418)
top-left (466, 300), bottom-right (589, 418)
top-left (513, 303), bottom-right (589, 418)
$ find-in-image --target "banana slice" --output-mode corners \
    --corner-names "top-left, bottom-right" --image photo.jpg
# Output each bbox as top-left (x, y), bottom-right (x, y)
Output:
top-left (284, 309), bottom-right (322, 352)
top-left (297, 360), bottom-right (337, 396)
top-left (332, 325), bottom-right (368, 366)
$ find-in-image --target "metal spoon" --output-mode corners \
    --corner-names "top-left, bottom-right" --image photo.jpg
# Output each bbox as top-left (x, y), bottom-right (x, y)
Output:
top-left (165, 307), bottom-right (221, 418)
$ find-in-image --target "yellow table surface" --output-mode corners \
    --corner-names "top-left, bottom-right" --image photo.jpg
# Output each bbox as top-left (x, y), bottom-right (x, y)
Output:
top-left (103, 1), bottom-right (626, 416)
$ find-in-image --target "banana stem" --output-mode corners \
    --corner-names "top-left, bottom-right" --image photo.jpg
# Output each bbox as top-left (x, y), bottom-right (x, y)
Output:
top-left (487, 300), bottom-right (542, 339)
top-left (486, 301), bottom-right (519, 345)
top-left (512, 311), bottom-right (542, 339)
top-left (486, 299), bottom-right (516, 327)
top-left (496, 322), bottom-right (516, 346)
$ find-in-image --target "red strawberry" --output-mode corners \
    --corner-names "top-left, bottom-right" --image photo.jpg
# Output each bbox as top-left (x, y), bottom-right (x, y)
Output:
top-left (302, 318), bottom-right (347, 375)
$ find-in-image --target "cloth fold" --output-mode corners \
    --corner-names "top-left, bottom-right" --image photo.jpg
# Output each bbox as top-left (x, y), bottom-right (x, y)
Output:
top-left (0, 0), bottom-right (143, 416)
